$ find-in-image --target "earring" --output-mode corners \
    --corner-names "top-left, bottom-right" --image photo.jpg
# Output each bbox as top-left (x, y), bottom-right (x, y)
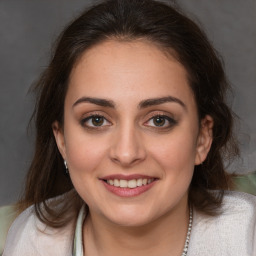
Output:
top-left (64, 160), bottom-right (69, 174)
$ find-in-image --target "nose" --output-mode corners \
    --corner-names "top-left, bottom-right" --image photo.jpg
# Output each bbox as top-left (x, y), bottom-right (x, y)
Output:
top-left (109, 124), bottom-right (147, 167)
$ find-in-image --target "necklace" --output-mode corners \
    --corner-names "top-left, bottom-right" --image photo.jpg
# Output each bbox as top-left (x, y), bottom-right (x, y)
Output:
top-left (181, 206), bottom-right (193, 256)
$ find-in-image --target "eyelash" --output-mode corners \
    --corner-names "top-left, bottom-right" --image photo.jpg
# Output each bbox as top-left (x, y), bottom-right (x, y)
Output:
top-left (80, 113), bottom-right (177, 130)
top-left (144, 114), bottom-right (177, 129)
top-left (80, 114), bottom-right (111, 129)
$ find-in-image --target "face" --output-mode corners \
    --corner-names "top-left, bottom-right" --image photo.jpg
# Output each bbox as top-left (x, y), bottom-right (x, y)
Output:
top-left (53, 40), bottom-right (213, 227)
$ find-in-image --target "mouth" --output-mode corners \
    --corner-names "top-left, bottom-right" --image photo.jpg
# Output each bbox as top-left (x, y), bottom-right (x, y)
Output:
top-left (99, 175), bottom-right (158, 197)
top-left (103, 178), bottom-right (155, 188)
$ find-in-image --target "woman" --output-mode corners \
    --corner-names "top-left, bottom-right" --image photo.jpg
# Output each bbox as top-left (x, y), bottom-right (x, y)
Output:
top-left (3, 0), bottom-right (256, 255)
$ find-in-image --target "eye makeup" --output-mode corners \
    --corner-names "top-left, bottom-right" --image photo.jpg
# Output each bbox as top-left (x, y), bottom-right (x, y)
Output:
top-left (143, 110), bottom-right (178, 131)
top-left (79, 111), bottom-right (112, 130)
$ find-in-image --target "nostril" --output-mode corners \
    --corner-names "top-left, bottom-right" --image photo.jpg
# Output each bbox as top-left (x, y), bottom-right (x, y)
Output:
top-left (109, 132), bottom-right (146, 164)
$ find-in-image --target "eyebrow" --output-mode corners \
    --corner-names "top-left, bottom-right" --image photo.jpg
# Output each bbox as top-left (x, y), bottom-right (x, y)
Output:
top-left (72, 97), bottom-right (115, 108)
top-left (139, 96), bottom-right (186, 110)
top-left (72, 96), bottom-right (186, 109)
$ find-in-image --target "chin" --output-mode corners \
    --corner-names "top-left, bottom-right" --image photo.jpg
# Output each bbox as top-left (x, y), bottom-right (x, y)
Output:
top-left (110, 215), bottom-right (152, 227)
top-left (102, 205), bottom-right (158, 227)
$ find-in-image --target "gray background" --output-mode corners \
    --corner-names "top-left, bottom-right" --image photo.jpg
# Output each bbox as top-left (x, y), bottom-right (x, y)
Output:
top-left (0, 0), bottom-right (255, 206)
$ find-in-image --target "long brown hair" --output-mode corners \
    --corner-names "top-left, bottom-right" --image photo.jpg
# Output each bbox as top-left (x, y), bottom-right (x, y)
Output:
top-left (18, 0), bottom-right (239, 227)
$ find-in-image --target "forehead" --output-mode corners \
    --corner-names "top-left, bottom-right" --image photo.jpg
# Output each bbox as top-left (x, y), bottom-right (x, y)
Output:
top-left (67, 40), bottom-right (195, 107)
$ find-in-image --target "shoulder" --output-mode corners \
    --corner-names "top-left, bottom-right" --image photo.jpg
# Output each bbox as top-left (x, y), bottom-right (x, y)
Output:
top-left (0, 205), bottom-right (17, 255)
top-left (189, 191), bottom-right (256, 256)
top-left (222, 190), bottom-right (256, 209)
top-left (3, 204), bottom-right (75, 256)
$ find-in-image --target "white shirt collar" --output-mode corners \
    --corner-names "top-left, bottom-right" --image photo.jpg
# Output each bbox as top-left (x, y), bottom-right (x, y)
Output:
top-left (73, 205), bottom-right (86, 256)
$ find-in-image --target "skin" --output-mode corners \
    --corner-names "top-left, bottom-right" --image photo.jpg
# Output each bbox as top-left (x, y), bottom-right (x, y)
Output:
top-left (53, 40), bottom-right (213, 256)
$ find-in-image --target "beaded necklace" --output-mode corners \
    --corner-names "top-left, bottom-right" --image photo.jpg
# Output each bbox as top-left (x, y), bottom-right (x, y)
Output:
top-left (181, 206), bottom-right (193, 256)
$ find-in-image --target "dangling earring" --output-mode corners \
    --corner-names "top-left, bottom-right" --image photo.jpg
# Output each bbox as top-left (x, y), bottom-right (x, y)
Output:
top-left (64, 160), bottom-right (69, 174)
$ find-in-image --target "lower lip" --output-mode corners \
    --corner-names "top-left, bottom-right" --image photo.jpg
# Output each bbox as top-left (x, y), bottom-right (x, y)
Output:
top-left (101, 180), bottom-right (157, 197)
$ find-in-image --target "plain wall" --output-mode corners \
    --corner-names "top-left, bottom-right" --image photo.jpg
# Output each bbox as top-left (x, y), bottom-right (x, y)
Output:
top-left (0, 0), bottom-right (255, 206)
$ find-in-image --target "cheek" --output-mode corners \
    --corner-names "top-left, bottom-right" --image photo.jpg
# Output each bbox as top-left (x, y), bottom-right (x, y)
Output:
top-left (64, 133), bottom-right (110, 206)
top-left (64, 131), bottom-right (109, 175)
top-left (149, 130), bottom-right (198, 176)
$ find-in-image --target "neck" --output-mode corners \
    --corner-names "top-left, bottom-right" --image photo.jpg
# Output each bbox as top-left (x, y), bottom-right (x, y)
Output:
top-left (83, 199), bottom-right (190, 256)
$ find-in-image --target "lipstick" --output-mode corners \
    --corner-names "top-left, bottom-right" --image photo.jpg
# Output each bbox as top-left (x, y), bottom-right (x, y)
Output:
top-left (99, 175), bottom-right (158, 197)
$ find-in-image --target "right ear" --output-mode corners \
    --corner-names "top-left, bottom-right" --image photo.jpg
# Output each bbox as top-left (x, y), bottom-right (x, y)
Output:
top-left (52, 121), bottom-right (67, 160)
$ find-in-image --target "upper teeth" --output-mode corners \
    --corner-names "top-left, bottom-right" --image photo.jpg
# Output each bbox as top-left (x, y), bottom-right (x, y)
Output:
top-left (107, 178), bottom-right (154, 188)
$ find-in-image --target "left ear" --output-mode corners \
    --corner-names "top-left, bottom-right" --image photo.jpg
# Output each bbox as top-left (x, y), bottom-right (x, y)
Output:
top-left (52, 121), bottom-right (67, 160)
top-left (195, 115), bottom-right (214, 165)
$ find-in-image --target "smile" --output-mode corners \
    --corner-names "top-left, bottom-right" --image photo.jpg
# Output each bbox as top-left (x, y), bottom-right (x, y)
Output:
top-left (106, 178), bottom-right (154, 188)
top-left (100, 175), bottom-right (158, 197)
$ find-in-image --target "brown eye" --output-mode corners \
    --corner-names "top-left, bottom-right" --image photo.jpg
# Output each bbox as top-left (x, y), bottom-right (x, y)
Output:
top-left (153, 116), bottom-right (166, 126)
top-left (81, 115), bottom-right (111, 128)
top-left (144, 115), bottom-right (177, 129)
top-left (92, 116), bottom-right (104, 126)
